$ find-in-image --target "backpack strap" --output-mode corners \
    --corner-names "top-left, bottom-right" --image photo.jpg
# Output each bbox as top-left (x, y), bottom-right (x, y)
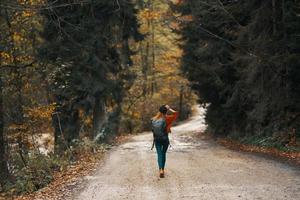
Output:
top-left (150, 119), bottom-right (154, 150)
top-left (151, 140), bottom-right (155, 150)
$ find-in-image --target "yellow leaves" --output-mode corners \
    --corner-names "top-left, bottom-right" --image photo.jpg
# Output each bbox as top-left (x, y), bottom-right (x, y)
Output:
top-left (79, 109), bottom-right (93, 127)
top-left (22, 10), bottom-right (34, 18)
top-left (1, 0), bottom-right (43, 67)
top-left (0, 51), bottom-right (11, 61)
top-left (155, 50), bottom-right (182, 73)
top-left (121, 0), bottom-right (197, 132)
top-left (180, 15), bottom-right (193, 22)
top-left (124, 106), bottom-right (140, 119)
top-left (84, 116), bottom-right (93, 127)
top-left (8, 104), bottom-right (56, 139)
top-left (16, 55), bottom-right (34, 63)
top-left (171, 0), bottom-right (184, 5)
top-left (18, 0), bottom-right (44, 6)
top-left (13, 32), bottom-right (24, 42)
top-left (8, 123), bottom-right (28, 132)
top-left (0, 51), bottom-right (34, 65)
top-left (15, 146), bottom-right (105, 200)
top-left (138, 9), bottom-right (163, 33)
top-left (139, 9), bottom-right (162, 20)
top-left (25, 103), bottom-right (56, 121)
top-left (0, 51), bottom-right (14, 65)
top-left (138, 8), bottom-right (163, 33)
top-left (132, 111), bottom-right (140, 118)
top-left (161, 49), bottom-right (182, 61)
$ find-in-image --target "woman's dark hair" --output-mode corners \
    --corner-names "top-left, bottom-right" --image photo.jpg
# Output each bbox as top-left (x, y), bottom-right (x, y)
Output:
top-left (159, 105), bottom-right (168, 114)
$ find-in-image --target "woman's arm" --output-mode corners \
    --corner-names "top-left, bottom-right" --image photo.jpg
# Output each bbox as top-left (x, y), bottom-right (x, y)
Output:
top-left (166, 105), bottom-right (177, 114)
top-left (165, 105), bottom-right (179, 133)
top-left (165, 105), bottom-right (179, 123)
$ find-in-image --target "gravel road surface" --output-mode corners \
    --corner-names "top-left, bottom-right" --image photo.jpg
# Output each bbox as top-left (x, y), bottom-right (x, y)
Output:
top-left (75, 105), bottom-right (300, 200)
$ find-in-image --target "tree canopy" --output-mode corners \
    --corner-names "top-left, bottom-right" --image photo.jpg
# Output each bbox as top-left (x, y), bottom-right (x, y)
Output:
top-left (174, 0), bottom-right (300, 141)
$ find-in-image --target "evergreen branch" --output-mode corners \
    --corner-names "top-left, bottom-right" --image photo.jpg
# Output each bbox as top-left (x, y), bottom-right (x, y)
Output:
top-left (162, 13), bottom-right (258, 58)
top-left (196, 25), bottom-right (258, 58)
top-left (0, 61), bottom-right (36, 70)
top-left (216, 0), bottom-right (242, 27)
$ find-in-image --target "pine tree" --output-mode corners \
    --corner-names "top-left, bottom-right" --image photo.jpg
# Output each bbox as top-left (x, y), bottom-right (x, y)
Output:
top-left (174, 0), bottom-right (300, 139)
top-left (39, 0), bottom-right (141, 152)
top-left (174, 0), bottom-right (240, 135)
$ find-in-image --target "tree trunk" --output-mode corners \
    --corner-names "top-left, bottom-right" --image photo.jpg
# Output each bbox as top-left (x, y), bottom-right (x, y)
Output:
top-left (103, 104), bottom-right (122, 142)
top-left (281, 0), bottom-right (286, 39)
top-left (137, 0), bottom-right (147, 96)
top-left (53, 103), bottom-right (80, 154)
top-left (137, 0), bottom-right (144, 8)
top-left (179, 85), bottom-right (184, 120)
top-left (53, 110), bottom-right (63, 154)
top-left (15, 70), bottom-right (24, 124)
top-left (150, 0), bottom-right (156, 95)
top-left (272, 0), bottom-right (277, 36)
top-left (141, 43), bottom-right (148, 96)
top-left (145, 40), bottom-right (150, 94)
top-left (0, 76), bottom-right (9, 186)
top-left (93, 92), bottom-right (106, 139)
top-left (143, 0), bottom-right (151, 96)
top-left (120, 39), bottom-right (131, 68)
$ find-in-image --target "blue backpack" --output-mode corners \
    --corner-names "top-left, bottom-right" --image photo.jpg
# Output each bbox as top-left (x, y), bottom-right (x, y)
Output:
top-left (151, 118), bottom-right (168, 149)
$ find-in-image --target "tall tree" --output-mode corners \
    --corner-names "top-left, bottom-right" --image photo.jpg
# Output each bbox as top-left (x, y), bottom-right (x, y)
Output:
top-left (0, 75), bottom-right (9, 186)
top-left (40, 0), bottom-right (141, 150)
top-left (174, 0), bottom-right (300, 139)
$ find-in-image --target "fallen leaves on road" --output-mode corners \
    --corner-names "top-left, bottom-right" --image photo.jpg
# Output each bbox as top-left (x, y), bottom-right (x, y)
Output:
top-left (13, 150), bottom-right (105, 200)
top-left (218, 138), bottom-right (300, 166)
top-left (10, 135), bottom-right (132, 200)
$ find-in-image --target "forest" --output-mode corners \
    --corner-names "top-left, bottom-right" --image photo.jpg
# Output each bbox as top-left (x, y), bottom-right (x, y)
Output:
top-left (0, 0), bottom-right (194, 195)
top-left (0, 0), bottom-right (299, 198)
top-left (174, 0), bottom-right (300, 145)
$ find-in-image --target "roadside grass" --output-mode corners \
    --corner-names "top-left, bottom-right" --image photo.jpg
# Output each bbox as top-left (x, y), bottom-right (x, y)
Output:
top-left (239, 135), bottom-right (300, 152)
top-left (217, 134), bottom-right (300, 166)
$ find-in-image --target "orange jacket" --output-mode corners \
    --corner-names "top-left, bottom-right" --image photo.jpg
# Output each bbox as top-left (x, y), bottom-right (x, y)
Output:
top-left (165, 111), bottom-right (179, 133)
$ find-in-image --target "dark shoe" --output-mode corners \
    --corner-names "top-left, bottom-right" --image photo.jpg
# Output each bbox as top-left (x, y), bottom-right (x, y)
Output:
top-left (159, 172), bottom-right (165, 178)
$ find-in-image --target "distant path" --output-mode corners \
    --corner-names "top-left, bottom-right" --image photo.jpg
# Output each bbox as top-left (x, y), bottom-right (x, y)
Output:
top-left (75, 105), bottom-right (300, 200)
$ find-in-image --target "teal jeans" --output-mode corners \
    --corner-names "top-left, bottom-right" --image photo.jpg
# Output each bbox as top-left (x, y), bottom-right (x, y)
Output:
top-left (155, 140), bottom-right (169, 170)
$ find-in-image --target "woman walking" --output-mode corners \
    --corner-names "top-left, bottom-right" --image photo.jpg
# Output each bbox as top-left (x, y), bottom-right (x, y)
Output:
top-left (151, 105), bottom-right (178, 178)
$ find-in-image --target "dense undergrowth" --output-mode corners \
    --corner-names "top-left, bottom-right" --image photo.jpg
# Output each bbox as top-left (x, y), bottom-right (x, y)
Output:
top-left (0, 139), bottom-right (109, 196)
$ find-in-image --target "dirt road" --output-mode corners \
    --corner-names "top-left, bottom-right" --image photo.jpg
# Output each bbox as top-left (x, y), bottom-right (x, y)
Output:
top-left (75, 105), bottom-right (300, 200)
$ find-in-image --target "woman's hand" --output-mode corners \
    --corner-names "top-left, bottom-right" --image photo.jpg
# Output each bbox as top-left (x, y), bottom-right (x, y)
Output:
top-left (166, 105), bottom-right (176, 113)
